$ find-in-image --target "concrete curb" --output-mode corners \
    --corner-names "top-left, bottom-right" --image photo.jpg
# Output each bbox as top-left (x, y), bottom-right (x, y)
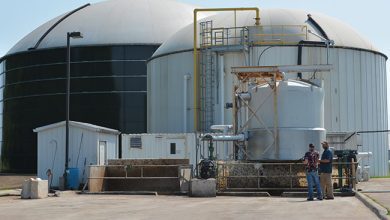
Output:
top-left (80, 191), bottom-right (158, 196)
top-left (217, 192), bottom-right (270, 197)
top-left (355, 192), bottom-right (389, 220)
top-left (281, 191), bottom-right (355, 198)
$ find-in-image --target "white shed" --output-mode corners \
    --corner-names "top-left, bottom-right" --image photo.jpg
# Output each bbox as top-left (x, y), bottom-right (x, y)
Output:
top-left (34, 121), bottom-right (120, 187)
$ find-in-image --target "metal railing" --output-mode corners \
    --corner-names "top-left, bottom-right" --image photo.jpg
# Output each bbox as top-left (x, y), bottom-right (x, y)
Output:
top-left (199, 25), bottom-right (249, 48)
top-left (199, 24), bottom-right (308, 48)
top-left (249, 25), bottom-right (308, 45)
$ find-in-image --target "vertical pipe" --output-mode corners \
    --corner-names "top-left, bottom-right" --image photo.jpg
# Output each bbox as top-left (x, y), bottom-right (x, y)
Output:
top-left (184, 74), bottom-right (190, 132)
top-left (234, 10), bottom-right (237, 45)
top-left (352, 158), bottom-right (356, 190)
top-left (219, 54), bottom-right (225, 124)
top-left (193, 10), bottom-right (198, 131)
top-left (326, 42), bottom-right (330, 64)
top-left (273, 74), bottom-right (278, 156)
top-left (223, 126), bottom-right (229, 160)
top-left (297, 43), bottom-right (303, 79)
top-left (233, 85), bottom-right (238, 134)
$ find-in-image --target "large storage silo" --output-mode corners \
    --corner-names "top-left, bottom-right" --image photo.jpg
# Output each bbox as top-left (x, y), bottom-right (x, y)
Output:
top-left (147, 9), bottom-right (388, 176)
top-left (0, 0), bottom-right (195, 172)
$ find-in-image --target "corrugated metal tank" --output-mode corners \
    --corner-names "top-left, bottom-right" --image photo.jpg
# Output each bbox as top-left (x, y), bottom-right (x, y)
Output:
top-left (147, 9), bottom-right (388, 176)
top-left (246, 80), bottom-right (325, 160)
top-left (0, 0), bottom-right (196, 173)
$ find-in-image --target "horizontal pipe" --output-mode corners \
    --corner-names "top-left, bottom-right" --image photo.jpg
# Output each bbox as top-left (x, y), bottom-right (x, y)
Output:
top-left (210, 125), bottom-right (233, 131)
top-left (357, 152), bottom-right (373, 158)
top-left (237, 92), bottom-right (251, 101)
top-left (203, 134), bottom-right (245, 141)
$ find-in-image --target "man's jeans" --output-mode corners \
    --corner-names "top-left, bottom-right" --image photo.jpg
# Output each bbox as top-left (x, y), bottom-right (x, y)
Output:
top-left (306, 171), bottom-right (322, 199)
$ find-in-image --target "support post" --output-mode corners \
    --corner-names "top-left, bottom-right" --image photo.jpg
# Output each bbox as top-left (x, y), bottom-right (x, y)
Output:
top-left (65, 33), bottom-right (71, 189)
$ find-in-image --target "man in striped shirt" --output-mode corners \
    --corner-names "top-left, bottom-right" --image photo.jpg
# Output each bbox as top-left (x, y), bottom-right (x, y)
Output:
top-left (304, 143), bottom-right (323, 201)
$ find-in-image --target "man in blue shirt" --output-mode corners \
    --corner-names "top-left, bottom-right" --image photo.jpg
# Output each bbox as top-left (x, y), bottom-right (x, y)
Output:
top-left (304, 143), bottom-right (323, 201)
top-left (319, 141), bottom-right (334, 199)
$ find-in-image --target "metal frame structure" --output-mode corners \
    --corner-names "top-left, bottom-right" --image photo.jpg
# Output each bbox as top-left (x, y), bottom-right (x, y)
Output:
top-left (216, 161), bottom-right (357, 191)
top-left (86, 164), bottom-right (193, 192)
top-left (231, 64), bottom-right (332, 158)
top-left (193, 7), bottom-right (261, 131)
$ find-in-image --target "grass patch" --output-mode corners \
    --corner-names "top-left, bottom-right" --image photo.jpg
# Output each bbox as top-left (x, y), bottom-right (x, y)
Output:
top-left (371, 176), bottom-right (390, 178)
top-left (365, 194), bottom-right (390, 215)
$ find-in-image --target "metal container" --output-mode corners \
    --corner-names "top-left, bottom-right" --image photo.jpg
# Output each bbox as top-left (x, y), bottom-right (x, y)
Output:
top-left (247, 80), bottom-right (325, 160)
top-left (66, 168), bottom-right (79, 190)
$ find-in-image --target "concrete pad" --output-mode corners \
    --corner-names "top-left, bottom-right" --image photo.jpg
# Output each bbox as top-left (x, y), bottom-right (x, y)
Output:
top-left (190, 178), bottom-right (216, 197)
top-left (0, 194), bottom-right (379, 220)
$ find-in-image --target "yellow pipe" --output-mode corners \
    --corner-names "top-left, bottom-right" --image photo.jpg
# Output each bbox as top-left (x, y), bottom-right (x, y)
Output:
top-left (193, 7), bottom-right (260, 131)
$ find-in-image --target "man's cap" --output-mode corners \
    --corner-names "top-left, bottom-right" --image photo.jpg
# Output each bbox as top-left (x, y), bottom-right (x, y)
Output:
top-left (321, 141), bottom-right (328, 145)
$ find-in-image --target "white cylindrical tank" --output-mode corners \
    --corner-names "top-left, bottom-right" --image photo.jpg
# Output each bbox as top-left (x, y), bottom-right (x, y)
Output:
top-left (246, 80), bottom-right (325, 160)
top-left (147, 9), bottom-right (388, 176)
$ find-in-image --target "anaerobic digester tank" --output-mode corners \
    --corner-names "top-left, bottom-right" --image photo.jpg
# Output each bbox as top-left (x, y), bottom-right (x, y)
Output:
top-left (148, 9), bottom-right (388, 175)
top-left (245, 80), bottom-right (325, 160)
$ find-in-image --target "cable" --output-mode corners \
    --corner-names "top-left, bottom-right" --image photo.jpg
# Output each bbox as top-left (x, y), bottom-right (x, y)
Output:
top-left (76, 132), bottom-right (84, 167)
top-left (257, 46), bottom-right (275, 66)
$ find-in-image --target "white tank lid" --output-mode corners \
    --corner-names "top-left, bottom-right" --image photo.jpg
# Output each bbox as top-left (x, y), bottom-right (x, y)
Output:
top-left (7, 0), bottom-right (196, 55)
top-left (152, 8), bottom-right (381, 59)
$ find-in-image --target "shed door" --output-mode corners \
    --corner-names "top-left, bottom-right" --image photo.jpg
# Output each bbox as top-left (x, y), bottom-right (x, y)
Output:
top-left (98, 141), bottom-right (107, 165)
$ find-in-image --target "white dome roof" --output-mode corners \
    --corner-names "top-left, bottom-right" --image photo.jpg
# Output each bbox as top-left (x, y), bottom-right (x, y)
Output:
top-left (152, 9), bottom-right (380, 58)
top-left (7, 0), bottom-right (195, 55)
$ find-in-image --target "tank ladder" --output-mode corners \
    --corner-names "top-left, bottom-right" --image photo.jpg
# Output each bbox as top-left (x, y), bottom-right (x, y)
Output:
top-left (199, 21), bottom-right (216, 132)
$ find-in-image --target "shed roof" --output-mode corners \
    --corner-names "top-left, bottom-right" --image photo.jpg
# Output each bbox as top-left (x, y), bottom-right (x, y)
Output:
top-left (33, 121), bottom-right (120, 135)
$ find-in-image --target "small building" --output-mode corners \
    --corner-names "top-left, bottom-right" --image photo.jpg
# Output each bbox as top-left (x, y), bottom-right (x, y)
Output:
top-left (121, 133), bottom-right (234, 166)
top-left (34, 121), bottom-right (120, 188)
top-left (122, 133), bottom-right (196, 165)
